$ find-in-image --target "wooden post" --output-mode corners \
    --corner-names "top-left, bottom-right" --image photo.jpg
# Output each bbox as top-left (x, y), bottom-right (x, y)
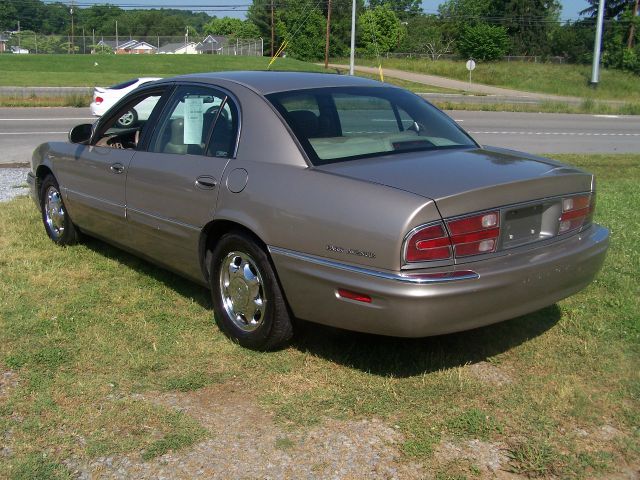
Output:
top-left (324, 0), bottom-right (332, 68)
top-left (628, 0), bottom-right (639, 49)
top-left (270, 0), bottom-right (275, 57)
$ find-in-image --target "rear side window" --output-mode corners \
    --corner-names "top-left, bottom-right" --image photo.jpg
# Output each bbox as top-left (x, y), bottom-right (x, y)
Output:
top-left (149, 85), bottom-right (238, 157)
top-left (268, 87), bottom-right (476, 165)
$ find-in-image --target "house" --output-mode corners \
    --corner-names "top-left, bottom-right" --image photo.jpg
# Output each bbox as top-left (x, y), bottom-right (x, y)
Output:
top-left (115, 39), bottom-right (140, 54)
top-left (196, 35), bottom-right (227, 54)
top-left (93, 39), bottom-right (157, 54)
top-left (158, 41), bottom-right (199, 55)
top-left (0, 34), bottom-right (8, 53)
top-left (128, 41), bottom-right (157, 54)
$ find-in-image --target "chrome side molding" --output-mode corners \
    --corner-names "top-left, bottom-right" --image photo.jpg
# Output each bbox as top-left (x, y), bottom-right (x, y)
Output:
top-left (268, 246), bottom-right (479, 284)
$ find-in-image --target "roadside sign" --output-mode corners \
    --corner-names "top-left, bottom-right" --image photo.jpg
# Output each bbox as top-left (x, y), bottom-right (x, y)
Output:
top-left (466, 59), bottom-right (476, 91)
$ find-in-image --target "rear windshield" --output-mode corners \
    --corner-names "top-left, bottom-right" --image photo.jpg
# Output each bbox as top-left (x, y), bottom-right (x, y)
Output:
top-left (267, 87), bottom-right (476, 165)
top-left (108, 79), bottom-right (138, 90)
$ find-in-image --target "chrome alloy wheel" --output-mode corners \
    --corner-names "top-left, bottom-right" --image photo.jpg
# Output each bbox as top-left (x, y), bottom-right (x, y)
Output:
top-left (219, 251), bottom-right (267, 332)
top-left (44, 186), bottom-right (66, 240)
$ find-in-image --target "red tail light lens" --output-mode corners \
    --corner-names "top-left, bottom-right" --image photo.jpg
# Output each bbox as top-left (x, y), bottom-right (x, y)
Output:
top-left (95, 96), bottom-right (103, 104)
top-left (559, 193), bottom-right (594, 234)
top-left (446, 211), bottom-right (500, 257)
top-left (405, 223), bottom-right (452, 262)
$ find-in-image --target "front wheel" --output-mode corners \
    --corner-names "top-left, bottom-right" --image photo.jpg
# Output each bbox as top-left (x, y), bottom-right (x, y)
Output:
top-left (209, 231), bottom-right (293, 350)
top-left (40, 175), bottom-right (79, 245)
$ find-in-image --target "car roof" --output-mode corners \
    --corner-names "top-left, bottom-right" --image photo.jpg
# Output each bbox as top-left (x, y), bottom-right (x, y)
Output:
top-left (156, 71), bottom-right (391, 95)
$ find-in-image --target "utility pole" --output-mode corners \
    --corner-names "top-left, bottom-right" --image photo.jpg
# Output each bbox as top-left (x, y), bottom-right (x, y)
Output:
top-left (115, 20), bottom-right (119, 53)
top-left (70, 2), bottom-right (75, 54)
top-left (628, 0), bottom-right (639, 49)
top-left (590, 0), bottom-right (605, 86)
top-left (324, 0), bottom-right (332, 68)
top-left (17, 21), bottom-right (20, 50)
top-left (270, 0), bottom-right (275, 57)
top-left (349, 0), bottom-right (356, 75)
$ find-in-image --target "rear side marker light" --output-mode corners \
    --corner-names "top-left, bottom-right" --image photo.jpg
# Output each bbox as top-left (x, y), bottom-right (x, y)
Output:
top-left (559, 194), bottom-right (594, 234)
top-left (337, 289), bottom-right (372, 303)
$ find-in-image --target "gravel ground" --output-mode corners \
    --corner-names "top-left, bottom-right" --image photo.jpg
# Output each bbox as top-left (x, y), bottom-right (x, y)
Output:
top-left (0, 167), bottom-right (30, 203)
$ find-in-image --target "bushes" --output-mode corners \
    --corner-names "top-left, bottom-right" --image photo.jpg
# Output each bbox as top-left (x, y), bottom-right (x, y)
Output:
top-left (457, 24), bottom-right (509, 61)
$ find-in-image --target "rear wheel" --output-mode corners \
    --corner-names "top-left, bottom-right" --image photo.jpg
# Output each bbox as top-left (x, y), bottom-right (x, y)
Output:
top-left (209, 231), bottom-right (293, 350)
top-left (40, 175), bottom-right (79, 246)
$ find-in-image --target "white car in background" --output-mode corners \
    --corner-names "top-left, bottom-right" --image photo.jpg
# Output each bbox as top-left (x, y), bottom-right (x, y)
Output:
top-left (90, 77), bottom-right (162, 124)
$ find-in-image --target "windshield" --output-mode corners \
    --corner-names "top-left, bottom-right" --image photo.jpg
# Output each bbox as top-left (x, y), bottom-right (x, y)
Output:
top-left (267, 87), bottom-right (476, 165)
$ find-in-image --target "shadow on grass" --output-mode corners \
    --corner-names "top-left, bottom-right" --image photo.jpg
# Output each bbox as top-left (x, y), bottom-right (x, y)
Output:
top-left (83, 236), bottom-right (561, 378)
top-left (82, 237), bottom-right (211, 310)
top-left (292, 306), bottom-right (561, 378)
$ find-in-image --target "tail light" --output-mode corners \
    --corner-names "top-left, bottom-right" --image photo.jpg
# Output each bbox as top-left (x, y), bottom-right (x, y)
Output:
top-left (404, 210), bottom-right (500, 263)
top-left (95, 96), bottom-right (103, 104)
top-left (405, 223), bottom-right (452, 262)
top-left (446, 211), bottom-right (500, 257)
top-left (559, 193), bottom-right (594, 234)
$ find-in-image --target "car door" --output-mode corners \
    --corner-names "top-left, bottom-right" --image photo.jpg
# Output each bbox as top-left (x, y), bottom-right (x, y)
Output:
top-left (59, 87), bottom-right (169, 244)
top-left (125, 84), bottom-right (240, 281)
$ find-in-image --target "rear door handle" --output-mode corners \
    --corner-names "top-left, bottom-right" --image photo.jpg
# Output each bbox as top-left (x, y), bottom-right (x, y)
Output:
top-left (110, 163), bottom-right (125, 174)
top-left (195, 176), bottom-right (217, 190)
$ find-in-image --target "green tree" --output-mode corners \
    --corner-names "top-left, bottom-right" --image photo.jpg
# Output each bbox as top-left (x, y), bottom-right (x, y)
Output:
top-left (457, 23), bottom-right (509, 60)
top-left (368, 0), bottom-right (422, 19)
top-left (581, 0), bottom-right (636, 19)
top-left (488, 0), bottom-right (560, 55)
top-left (275, 3), bottom-right (326, 61)
top-left (397, 14), bottom-right (454, 58)
top-left (359, 4), bottom-right (404, 55)
top-left (0, 0), bottom-right (18, 31)
top-left (247, 0), bottom-right (275, 54)
top-left (204, 17), bottom-right (260, 38)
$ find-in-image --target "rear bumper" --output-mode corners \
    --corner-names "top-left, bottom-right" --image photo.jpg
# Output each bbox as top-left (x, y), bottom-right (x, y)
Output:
top-left (269, 224), bottom-right (609, 337)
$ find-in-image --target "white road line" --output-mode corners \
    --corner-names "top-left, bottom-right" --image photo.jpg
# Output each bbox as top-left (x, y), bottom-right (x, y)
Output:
top-left (470, 131), bottom-right (640, 136)
top-left (0, 118), bottom-right (94, 121)
top-left (454, 119), bottom-right (464, 122)
top-left (0, 131), bottom-right (68, 135)
top-left (593, 115), bottom-right (621, 119)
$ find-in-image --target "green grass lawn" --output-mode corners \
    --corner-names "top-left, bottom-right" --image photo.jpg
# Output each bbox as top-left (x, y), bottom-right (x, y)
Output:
top-left (0, 54), bottom-right (325, 87)
top-left (1, 154), bottom-right (639, 478)
top-left (338, 57), bottom-right (640, 102)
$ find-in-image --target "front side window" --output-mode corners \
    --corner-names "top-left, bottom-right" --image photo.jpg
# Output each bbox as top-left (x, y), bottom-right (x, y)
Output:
top-left (267, 87), bottom-right (476, 165)
top-left (149, 86), bottom-right (237, 157)
top-left (93, 91), bottom-right (163, 149)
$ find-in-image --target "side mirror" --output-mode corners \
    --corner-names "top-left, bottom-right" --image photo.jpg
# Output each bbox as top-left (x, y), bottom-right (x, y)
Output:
top-left (69, 123), bottom-right (93, 144)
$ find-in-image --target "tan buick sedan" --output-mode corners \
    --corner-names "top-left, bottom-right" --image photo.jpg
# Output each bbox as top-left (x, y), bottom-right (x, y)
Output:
top-left (27, 72), bottom-right (609, 350)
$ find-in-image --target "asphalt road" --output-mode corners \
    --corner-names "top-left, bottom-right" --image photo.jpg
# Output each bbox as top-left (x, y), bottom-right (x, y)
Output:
top-left (0, 107), bottom-right (638, 165)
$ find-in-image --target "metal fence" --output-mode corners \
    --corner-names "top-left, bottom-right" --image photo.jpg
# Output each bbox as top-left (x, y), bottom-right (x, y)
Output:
top-left (384, 52), bottom-right (567, 63)
top-left (0, 33), bottom-right (263, 56)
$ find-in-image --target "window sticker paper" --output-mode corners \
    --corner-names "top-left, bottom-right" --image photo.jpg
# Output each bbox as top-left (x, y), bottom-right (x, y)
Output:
top-left (183, 97), bottom-right (204, 144)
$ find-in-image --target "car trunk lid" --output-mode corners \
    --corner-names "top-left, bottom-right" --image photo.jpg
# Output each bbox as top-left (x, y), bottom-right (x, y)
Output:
top-left (315, 146), bottom-right (593, 219)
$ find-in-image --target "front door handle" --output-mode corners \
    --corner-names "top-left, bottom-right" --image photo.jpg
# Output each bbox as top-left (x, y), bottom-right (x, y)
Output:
top-left (195, 176), bottom-right (217, 190)
top-left (110, 163), bottom-right (125, 174)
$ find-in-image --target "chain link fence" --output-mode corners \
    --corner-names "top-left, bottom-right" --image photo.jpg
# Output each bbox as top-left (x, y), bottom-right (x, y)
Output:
top-left (1, 33), bottom-right (263, 56)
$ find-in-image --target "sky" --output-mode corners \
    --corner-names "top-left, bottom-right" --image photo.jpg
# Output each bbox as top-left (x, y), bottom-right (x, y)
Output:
top-left (66, 0), bottom-right (591, 21)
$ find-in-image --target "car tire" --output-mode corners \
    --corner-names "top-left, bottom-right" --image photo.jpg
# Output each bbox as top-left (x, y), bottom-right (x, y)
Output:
top-left (209, 231), bottom-right (293, 350)
top-left (40, 175), bottom-right (80, 246)
top-left (116, 109), bottom-right (138, 127)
